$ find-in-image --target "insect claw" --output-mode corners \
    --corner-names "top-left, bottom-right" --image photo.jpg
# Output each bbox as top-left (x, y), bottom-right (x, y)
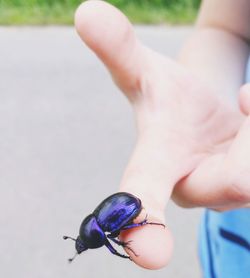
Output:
top-left (147, 222), bottom-right (166, 228)
top-left (123, 243), bottom-right (138, 257)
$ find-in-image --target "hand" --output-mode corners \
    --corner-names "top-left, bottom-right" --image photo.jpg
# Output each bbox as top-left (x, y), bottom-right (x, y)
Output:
top-left (173, 83), bottom-right (250, 211)
top-left (75, 0), bottom-right (250, 269)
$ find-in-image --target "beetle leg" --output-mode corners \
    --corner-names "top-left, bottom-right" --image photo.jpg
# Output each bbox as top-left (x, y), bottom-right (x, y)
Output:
top-left (107, 230), bottom-right (120, 239)
top-left (104, 239), bottom-right (131, 260)
top-left (145, 220), bottom-right (165, 228)
top-left (120, 222), bottom-right (146, 230)
top-left (108, 237), bottom-right (132, 246)
top-left (108, 238), bottom-right (138, 257)
top-left (121, 216), bottom-right (165, 231)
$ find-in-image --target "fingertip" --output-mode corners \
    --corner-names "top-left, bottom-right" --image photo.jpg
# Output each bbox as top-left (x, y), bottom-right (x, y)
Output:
top-left (74, 0), bottom-right (133, 53)
top-left (74, 0), bottom-right (107, 47)
top-left (74, 0), bottom-right (141, 92)
top-left (239, 83), bottom-right (250, 115)
top-left (120, 219), bottom-right (173, 270)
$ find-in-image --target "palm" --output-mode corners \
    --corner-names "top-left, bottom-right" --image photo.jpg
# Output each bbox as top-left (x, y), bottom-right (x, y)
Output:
top-left (121, 47), bottom-right (249, 211)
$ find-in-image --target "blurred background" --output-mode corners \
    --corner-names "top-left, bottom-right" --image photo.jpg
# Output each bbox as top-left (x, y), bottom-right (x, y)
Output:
top-left (0, 0), bottom-right (200, 24)
top-left (0, 1), bottom-right (203, 277)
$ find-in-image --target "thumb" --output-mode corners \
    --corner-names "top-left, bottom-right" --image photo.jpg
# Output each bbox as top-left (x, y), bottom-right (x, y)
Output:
top-left (75, 0), bottom-right (144, 94)
top-left (118, 129), bottom-right (193, 269)
top-left (75, 1), bottom-right (177, 269)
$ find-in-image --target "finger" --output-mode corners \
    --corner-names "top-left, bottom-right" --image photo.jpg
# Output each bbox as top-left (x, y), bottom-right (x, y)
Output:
top-left (173, 84), bottom-right (250, 209)
top-left (173, 116), bottom-right (250, 210)
top-left (120, 138), bottom-right (174, 269)
top-left (242, 202), bottom-right (250, 208)
top-left (222, 115), bottom-right (250, 197)
top-left (239, 83), bottom-right (250, 115)
top-left (120, 215), bottom-right (173, 270)
top-left (75, 0), bottom-right (145, 94)
top-left (118, 129), bottom-right (196, 269)
top-left (173, 154), bottom-right (231, 209)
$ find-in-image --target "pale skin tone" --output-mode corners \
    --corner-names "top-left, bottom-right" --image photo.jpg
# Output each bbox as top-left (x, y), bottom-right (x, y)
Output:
top-left (75, 0), bottom-right (250, 269)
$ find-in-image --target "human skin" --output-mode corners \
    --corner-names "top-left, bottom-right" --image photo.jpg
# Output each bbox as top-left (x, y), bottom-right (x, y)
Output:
top-left (75, 0), bottom-right (250, 270)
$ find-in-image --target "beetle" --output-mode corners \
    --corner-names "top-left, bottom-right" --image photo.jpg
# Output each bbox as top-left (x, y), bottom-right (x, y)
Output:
top-left (63, 192), bottom-right (165, 262)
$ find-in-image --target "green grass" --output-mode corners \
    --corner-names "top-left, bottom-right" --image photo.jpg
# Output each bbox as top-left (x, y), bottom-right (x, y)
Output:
top-left (122, 2), bottom-right (198, 24)
top-left (0, 3), bottom-right (76, 25)
top-left (0, 0), bottom-right (200, 25)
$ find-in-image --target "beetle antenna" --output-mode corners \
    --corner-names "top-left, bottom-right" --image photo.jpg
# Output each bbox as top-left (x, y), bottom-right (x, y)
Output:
top-left (68, 252), bottom-right (78, 263)
top-left (63, 235), bottom-right (76, 241)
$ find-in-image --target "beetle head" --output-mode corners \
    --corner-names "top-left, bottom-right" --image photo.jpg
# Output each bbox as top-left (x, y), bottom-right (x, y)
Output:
top-left (63, 235), bottom-right (88, 262)
top-left (75, 235), bottom-right (88, 254)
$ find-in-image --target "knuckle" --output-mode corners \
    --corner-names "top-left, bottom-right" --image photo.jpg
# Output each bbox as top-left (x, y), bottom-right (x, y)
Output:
top-left (225, 173), bottom-right (250, 203)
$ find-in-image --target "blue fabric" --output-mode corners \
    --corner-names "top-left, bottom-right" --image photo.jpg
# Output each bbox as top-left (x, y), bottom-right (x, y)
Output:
top-left (199, 58), bottom-right (250, 278)
top-left (199, 209), bottom-right (250, 278)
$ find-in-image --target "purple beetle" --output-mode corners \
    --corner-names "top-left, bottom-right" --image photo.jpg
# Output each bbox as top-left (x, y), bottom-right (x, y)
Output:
top-left (63, 192), bottom-right (164, 261)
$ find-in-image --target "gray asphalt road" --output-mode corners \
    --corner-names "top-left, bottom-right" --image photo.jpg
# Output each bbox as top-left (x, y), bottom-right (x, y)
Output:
top-left (0, 26), bottom-right (202, 278)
